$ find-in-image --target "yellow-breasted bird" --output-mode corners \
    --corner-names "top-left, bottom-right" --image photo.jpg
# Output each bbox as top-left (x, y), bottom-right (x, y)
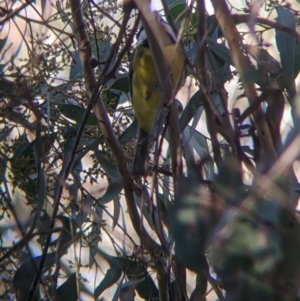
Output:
top-left (130, 12), bottom-right (186, 176)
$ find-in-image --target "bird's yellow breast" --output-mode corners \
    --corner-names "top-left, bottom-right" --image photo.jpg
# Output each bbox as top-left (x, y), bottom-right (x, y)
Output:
top-left (131, 44), bottom-right (184, 133)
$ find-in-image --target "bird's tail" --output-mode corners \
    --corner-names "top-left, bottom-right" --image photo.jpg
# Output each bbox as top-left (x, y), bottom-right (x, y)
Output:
top-left (132, 129), bottom-right (151, 176)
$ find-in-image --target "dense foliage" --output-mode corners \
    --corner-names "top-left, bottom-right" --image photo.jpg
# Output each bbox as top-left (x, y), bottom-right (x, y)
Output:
top-left (0, 0), bottom-right (300, 300)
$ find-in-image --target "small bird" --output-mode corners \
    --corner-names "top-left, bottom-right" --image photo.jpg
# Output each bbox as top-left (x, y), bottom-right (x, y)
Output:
top-left (130, 12), bottom-right (186, 176)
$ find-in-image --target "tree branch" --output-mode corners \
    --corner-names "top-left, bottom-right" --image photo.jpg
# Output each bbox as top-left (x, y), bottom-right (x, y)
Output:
top-left (211, 0), bottom-right (278, 171)
top-left (233, 13), bottom-right (300, 41)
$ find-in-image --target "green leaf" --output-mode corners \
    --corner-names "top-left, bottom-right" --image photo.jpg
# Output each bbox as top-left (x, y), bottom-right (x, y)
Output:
top-left (169, 2), bottom-right (187, 21)
top-left (171, 164), bottom-right (211, 274)
top-left (189, 127), bottom-right (209, 158)
top-left (109, 76), bottom-right (130, 95)
top-left (94, 151), bottom-right (122, 183)
top-left (75, 195), bottom-right (93, 226)
top-left (208, 38), bottom-right (233, 66)
top-left (112, 197), bottom-right (120, 230)
top-left (158, 193), bottom-right (172, 218)
top-left (94, 267), bottom-right (122, 298)
top-left (92, 39), bottom-right (112, 63)
top-left (57, 103), bottom-right (98, 125)
top-left (214, 153), bottom-right (245, 205)
top-left (13, 136), bottom-right (34, 159)
top-left (102, 76), bottom-right (130, 111)
top-left (209, 207), bottom-right (282, 274)
top-left (69, 50), bottom-right (83, 79)
top-left (118, 119), bottom-right (138, 145)
top-left (23, 178), bottom-right (38, 199)
top-left (41, 0), bottom-right (47, 16)
top-left (164, 0), bottom-right (184, 7)
top-left (211, 91), bottom-right (225, 115)
top-left (186, 45), bottom-right (197, 61)
top-left (94, 251), bottom-right (123, 298)
top-left (293, 41), bottom-right (300, 79)
top-left (101, 182), bottom-right (123, 204)
top-left (189, 274), bottom-right (208, 301)
top-left (56, 273), bottom-right (78, 301)
top-left (0, 156), bottom-right (7, 184)
top-left (116, 257), bottom-right (159, 300)
top-left (0, 127), bottom-right (13, 141)
top-left (179, 90), bottom-right (203, 132)
top-left (13, 253), bottom-right (56, 301)
top-left (275, 6), bottom-right (296, 87)
top-left (134, 186), bottom-right (154, 229)
top-left (111, 278), bottom-right (124, 301)
top-left (120, 280), bottom-right (144, 301)
top-left (0, 36), bottom-right (8, 53)
top-left (206, 15), bottom-right (221, 38)
top-left (73, 136), bottom-right (105, 168)
top-left (207, 46), bottom-right (232, 83)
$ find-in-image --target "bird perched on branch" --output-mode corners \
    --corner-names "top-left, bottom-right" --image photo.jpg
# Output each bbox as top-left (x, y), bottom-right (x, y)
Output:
top-left (130, 11), bottom-right (186, 176)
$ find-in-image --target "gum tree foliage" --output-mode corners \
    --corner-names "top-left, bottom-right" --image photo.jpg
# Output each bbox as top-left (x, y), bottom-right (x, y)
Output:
top-left (0, 0), bottom-right (300, 300)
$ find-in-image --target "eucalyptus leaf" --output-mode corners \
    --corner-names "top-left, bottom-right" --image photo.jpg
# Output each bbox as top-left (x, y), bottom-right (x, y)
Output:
top-left (56, 273), bottom-right (78, 301)
top-left (57, 103), bottom-right (98, 125)
top-left (94, 266), bottom-right (122, 298)
top-left (13, 253), bottom-right (56, 301)
top-left (208, 38), bottom-right (233, 66)
top-left (94, 251), bottom-right (123, 298)
top-left (116, 257), bottom-right (159, 300)
top-left (112, 196), bottom-right (120, 230)
top-left (0, 127), bottom-right (13, 141)
top-left (275, 6), bottom-right (296, 88)
top-left (169, 2), bottom-right (187, 22)
top-left (94, 151), bottom-right (122, 183)
top-left (0, 36), bottom-right (8, 53)
top-left (109, 76), bottom-right (130, 95)
top-left (118, 119), bottom-right (138, 145)
top-left (69, 50), bottom-right (83, 79)
top-left (101, 182), bottom-right (123, 204)
top-left (180, 90), bottom-right (203, 132)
